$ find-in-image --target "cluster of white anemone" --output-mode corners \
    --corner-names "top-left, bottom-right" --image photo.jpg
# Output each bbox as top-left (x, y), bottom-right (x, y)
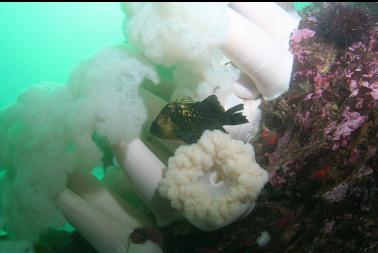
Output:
top-left (0, 3), bottom-right (299, 253)
top-left (159, 130), bottom-right (268, 231)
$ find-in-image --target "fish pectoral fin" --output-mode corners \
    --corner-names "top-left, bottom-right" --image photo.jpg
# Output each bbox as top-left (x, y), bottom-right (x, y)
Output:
top-left (220, 127), bottom-right (228, 133)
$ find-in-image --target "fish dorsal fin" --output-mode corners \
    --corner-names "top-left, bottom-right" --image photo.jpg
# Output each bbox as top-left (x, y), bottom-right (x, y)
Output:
top-left (198, 95), bottom-right (225, 116)
top-left (174, 97), bottom-right (193, 104)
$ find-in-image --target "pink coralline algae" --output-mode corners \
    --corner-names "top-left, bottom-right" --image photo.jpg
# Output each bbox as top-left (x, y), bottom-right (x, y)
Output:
top-left (295, 111), bottom-right (311, 127)
top-left (290, 28), bottom-right (316, 43)
top-left (357, 166), bottom-right (373, 179)
top-left (371, 82), bottom-right (378, 100)
top-left (323, 182), bottom-right (350, 203)
top-left (331, 109), bottom-right (366, 140)
top-left (290, 29), bottom-right (317, 64)
top-left (348, 80), bottom-right (359, 97)
top-left (325, 107), bottom-right (367, 150)
top-left (339, 38), bottom-right (378, 101)
top-left (269, 170), bottom-right (286, 187)
top-left (313, 73), bottom-right (330, 98)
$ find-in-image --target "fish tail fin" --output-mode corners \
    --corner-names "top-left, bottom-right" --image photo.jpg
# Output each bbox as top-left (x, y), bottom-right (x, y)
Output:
top-left (225, 104), bottom-right (249, 125)
top-left (226, 104), bottom-right (244, 114)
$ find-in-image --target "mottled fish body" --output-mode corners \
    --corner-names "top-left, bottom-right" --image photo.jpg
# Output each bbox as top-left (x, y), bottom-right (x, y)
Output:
top-left (150, 95), bottom-right (248, 144)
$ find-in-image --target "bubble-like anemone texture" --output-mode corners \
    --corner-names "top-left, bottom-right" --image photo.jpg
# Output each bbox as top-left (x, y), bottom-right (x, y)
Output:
top-left (68, 46), bottom-right (159, 144)
top-left (123, 2), bottom-right (229, 67)
top-left (0, 45), bottom-right (159, 241)
top-left (159, 130), bottom-right (269, 231)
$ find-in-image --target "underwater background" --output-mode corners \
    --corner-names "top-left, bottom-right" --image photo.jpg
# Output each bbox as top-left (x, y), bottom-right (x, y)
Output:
top-left (0, 2), bottom-right (124, 109)
top-left (0, 1), bottom-right (310, 231)
top-left (2, 2), bottom-right (377, 253)
top-left (0, 2), bottom-right (310, 109)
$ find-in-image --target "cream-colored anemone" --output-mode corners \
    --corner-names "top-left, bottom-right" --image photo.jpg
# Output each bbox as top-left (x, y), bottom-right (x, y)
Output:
top-left (159, 130), bottom-right (269, 231)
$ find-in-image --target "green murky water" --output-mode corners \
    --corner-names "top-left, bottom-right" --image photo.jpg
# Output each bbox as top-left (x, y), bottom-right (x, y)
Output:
top-left (0, 2), bottom-right (124, 108)
top-left (0, 2), bottom-right (311, 109)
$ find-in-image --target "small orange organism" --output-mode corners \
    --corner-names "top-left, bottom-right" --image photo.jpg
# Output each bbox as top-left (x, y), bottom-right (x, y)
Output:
top-left (313, 165), bottom-right (332, 180)
top-left (261, 127), bottom-right (278, 146)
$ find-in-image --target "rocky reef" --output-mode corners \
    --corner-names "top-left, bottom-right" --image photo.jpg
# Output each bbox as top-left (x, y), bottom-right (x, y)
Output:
top-left (160, 3), bottom-right (378, 253)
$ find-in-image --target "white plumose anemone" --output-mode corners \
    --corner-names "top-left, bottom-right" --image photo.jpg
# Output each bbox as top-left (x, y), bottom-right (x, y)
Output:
top-left (159, 130), bottom-right (269, 231)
